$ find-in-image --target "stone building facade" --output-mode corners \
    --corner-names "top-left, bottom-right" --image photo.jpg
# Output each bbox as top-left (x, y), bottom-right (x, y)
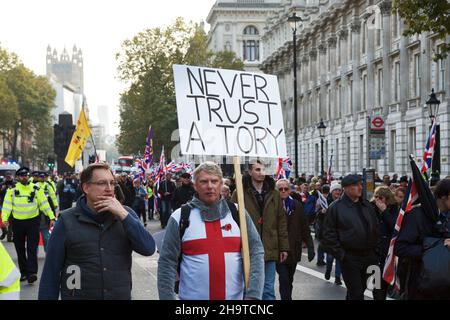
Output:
top-left (260, 0), bottom-right (450, 177)
top-left (206, 0), bottom-right (282, 72)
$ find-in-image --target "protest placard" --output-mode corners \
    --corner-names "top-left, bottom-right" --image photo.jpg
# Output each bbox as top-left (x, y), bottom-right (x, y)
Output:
top-left (173, 64), bottom-right (287, 158)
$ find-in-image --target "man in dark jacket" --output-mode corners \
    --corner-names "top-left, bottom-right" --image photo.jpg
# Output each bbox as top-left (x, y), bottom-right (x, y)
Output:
top-left (38, 163), bottom-right (155, 300)
top-left (231, 159), bottom-right (289, 300)
top-left (117, 173), bottom-right (135, 207)
top-left (171, 173), bottom-right (195, 211)
top-left (395, 179), bottom-right (450, 299)
top-left (322, 174), bottom-right (380, 300)
top-left (158, 173), bottom-right (177, 229)
top-left (275, 179), bottom-right (315, 300)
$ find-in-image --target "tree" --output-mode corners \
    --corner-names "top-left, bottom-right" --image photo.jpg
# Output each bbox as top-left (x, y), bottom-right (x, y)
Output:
top-left (394, 0), bottom-right (450, 60)
top-left (0, 46), bottom-right (55, 164)
top-left (116, 18), bottom-right (244, 159)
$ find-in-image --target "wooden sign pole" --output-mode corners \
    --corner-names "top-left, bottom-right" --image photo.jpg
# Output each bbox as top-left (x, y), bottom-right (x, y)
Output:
top-left (233, 156), bottom-right (250, 289)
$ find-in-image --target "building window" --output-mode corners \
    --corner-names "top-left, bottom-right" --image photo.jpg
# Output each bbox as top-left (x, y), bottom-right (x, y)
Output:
top-left (392, 11), bottom-right (400, 39)
top-left (348, 31), bottom-right (353, 61)
top-left (336, 82), bottom-right (341, 118)
top-left (362, 21), bottom-right (367, 55)
top-left (346, 137), bottom-right (351, 172)
top-left (362, 73), bottom-right (368, 109)
top-left (389, 130), bottom-right (396, 172)
top-left (327, 87), bottom-right (331, 119)
top-left (377, 68), bottom-right (383, 106)
top-left (315, 144), bottom-right (319, 175)
top-left (438, 45), bottom-right (446, 91)
top-left (413, 54), bottom-right (420, 98)
top-left (338, 38), bottom-right (341, 65)
top-left (243, 40), bottom-right (259, 61)
top-left (394, 61), bottom-right (400, 101)
top-left (335, 138), bottom-right (340, 172)
top-left (359, 134), bottom-right (364, 171)
top-left (408, 127), bottom-right (416, 156)
top-left (348, 78), bottom-right (353, 114)
top-left (243, 26), bottom-right (259, 35)
top-left (224, 41), bottom-right (232, 51)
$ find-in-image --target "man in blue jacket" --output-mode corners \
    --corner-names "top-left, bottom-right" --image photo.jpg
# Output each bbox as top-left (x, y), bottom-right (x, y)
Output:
top-left (38, 163), bottom-right (156, 300)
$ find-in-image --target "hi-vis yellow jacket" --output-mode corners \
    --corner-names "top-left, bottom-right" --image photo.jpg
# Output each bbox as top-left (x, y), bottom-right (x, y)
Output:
top-left (1, 182), bottom-right (55, 221)
top-left (0, 242), bottom-right (20, 300)
top-left (37, 181), bottom-right (58, 211)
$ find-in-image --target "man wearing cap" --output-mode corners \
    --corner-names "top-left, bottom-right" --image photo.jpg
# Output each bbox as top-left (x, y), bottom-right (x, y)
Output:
top-left (171, 173), bottom-right (195, 211)
top-left (1, 167), bottom-right (55, 284)
top-left (322, 174), bottom-right (380, 300)
top-left (36, 172), bottom-right (59, 252)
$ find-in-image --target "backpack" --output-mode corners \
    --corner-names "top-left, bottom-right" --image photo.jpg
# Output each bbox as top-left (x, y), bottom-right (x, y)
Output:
top-left (178, 200), bottom-right (240, 239)
top-left (174, 200), bottom-right (241, 294)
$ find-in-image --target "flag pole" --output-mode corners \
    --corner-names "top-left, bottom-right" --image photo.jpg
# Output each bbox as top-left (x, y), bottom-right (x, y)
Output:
top-left (81, 97), bottom-right (98, 162)
top-left (233, 156), bottom-right (250, 289)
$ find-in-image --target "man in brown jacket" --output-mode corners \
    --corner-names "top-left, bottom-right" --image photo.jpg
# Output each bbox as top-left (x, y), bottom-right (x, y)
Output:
top-left (231, 159), bottom-right (289, 300)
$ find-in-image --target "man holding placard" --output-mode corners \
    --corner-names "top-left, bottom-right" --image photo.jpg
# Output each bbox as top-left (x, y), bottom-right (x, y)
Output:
top-left (232, 159), bottom-right (289, 300)
top-left (172, 64), bottom-right (288, 300)
top-left (157, 162), bottom-right (264, 300)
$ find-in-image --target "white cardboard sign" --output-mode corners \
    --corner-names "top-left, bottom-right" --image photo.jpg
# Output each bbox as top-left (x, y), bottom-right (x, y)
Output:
top-left (173, 64), bottom-right (287, 158)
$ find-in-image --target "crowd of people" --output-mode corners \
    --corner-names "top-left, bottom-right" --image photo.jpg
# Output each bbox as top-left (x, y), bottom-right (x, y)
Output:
top-left (0, 160), bottom-right (449, 300)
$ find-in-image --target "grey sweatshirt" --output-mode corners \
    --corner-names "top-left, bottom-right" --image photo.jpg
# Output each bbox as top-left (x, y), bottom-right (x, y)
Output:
top-left (157, 202), bottom-right (264, 300)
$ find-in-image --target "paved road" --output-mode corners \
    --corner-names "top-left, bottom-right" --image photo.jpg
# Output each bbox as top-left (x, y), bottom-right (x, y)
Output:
top-left (2, 220), bottom-right (378, 300)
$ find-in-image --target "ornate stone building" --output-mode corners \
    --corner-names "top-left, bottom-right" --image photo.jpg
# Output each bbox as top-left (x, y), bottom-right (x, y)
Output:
top-left (206, 0), bottom-right (282, 72)
top-left (260, 0), bottom-right (450, 177)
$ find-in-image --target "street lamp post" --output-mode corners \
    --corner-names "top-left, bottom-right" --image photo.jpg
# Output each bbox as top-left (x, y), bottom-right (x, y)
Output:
top-left (426, 89), bottom-right (441, 186)
top-left (288, 12), bottom-right (302, 179)
top-left (317, 119), bottom-right (327, 176)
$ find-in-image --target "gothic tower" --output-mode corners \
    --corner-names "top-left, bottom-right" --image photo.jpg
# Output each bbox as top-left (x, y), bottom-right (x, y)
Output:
top-left (46, 44), bottom-right (84, 93)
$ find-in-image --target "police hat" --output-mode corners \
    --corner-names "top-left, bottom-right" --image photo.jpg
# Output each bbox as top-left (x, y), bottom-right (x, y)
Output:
top-left (39, 172), bottom-right (49, 178)
top-left (31, 171), bottom-right (40, 176)
top-left (341, 174), bottom-right (362, 187)
top-left (16, 167), bottom-right (30, 176)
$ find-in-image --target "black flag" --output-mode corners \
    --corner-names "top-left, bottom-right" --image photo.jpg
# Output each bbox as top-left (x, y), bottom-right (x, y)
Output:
top-left (409, 155), bottom-right (439, 223)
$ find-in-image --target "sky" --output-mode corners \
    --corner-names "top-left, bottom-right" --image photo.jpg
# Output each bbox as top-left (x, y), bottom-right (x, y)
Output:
top-left (0, 0), bottom-right (217, 135)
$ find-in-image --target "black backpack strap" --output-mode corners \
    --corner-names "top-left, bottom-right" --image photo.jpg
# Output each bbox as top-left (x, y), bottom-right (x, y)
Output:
top-left (179, 204), bottom-right (192, 240)
top-left (226, 200), bottom-right (240, 227)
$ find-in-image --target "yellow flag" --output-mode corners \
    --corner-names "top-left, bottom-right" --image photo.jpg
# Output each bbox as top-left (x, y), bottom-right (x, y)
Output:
top-left (65, 108), bottom-right (92, 167)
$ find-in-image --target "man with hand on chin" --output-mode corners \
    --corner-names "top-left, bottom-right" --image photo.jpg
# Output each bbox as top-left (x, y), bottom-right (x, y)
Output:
top-left (38, 163), bottom-right (155, 300)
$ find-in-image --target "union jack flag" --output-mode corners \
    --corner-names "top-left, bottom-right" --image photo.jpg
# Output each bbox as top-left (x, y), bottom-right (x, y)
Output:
top-left (135, 158), bottom-right (147, 181)
top-left (383, 155), bottom-right (439, 289)
top-left (144, 126), bottom-right (153, 166)
top-left (155, 146), bottom-right (166, 184)
top-left (316, 191), bottom-right (329, 211)
top-left (276, 157), bottom-right (293, 179)
top-left (382, 177), bottom-right (417, 288)
top-left (420, 118), bottom-right (437, 174)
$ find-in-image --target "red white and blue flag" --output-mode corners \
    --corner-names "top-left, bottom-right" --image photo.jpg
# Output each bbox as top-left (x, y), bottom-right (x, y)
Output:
top-left (144, 126), bottom-right (153, 166)
top-left (382, 177), bottom-right (418, 288)
top-left (155, 146), bottom-right (167, 184)
top-left (276, 157), bottom-right (293, 179)
top-left (382, 155), bottom-right (439, 289)
top-left (420, 118), bottom-right (437, 174)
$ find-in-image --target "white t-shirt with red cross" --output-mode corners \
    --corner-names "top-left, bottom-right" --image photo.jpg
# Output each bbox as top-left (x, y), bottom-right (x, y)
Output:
top-left (172, 207), bottom-right (244, 300)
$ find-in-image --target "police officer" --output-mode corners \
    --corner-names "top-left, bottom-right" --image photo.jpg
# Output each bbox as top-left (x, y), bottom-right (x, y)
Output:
top-left (321, 174), bottom-right (380, 300)
top-left (1, 167), bottom-right (55, 284)
top-left (0, 242), bottom-right (20, 300)
top-left (36, 172), bottom-right (59, 252)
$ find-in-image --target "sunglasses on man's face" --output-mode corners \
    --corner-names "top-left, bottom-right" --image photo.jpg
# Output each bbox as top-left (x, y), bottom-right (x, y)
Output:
top-left (278, 187), bottom-right (290, 192)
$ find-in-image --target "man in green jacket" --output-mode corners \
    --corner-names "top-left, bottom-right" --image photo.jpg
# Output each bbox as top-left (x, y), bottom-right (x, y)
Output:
top-left (231, 159), bottom-right (289, 300)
